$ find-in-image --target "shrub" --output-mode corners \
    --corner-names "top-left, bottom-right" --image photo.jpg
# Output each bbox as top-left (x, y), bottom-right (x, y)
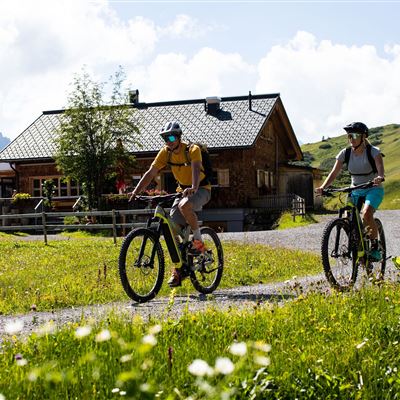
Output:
top-left (319, 143), bottom-right (332, 150)
top-left (11, 193), bottom-right (31, 205)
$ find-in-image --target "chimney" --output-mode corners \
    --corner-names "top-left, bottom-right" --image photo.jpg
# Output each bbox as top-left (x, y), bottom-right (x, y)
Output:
top-left (249, 90), bottom-right (252, 111)
top-left (128, 89), bottom-right (139, 104)
top-left (205, 96), bottom-right (221, 115)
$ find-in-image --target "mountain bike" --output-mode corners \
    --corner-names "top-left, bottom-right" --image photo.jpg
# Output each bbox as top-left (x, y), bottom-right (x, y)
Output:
top-left (320, 181), bottom-right (386, 291)
top-left (118, 193), bottom-right (224, 303)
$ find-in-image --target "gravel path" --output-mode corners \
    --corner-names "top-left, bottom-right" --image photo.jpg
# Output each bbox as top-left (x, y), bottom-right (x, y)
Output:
top-left (2, 210), bottom-right (399, 336)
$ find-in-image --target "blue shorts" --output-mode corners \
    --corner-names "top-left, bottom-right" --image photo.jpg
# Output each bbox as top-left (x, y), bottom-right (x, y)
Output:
top-left (351, 186), bottom-right (384, 211)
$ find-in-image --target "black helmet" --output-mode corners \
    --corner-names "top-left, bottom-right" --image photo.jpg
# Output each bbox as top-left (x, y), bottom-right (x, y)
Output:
top-left (160, 121), bottom-right (182, 137)
top-left (343, 122), bottom-right (369, 136)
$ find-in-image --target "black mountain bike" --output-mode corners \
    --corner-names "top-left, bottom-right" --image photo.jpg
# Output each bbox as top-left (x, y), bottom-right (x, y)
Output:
top-left (321, 181), bottom-right (386, 291)
top-left (118, 193), bottom-right (224, 303)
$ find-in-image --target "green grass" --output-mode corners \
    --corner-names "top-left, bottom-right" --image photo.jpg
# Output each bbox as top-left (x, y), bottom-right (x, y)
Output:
top-left (301, 123), bottom-right (400, 210)
top-left (276, 212), bottom-right (319, 230)
top-left (0, 234), bottom-right (321, 314)
top-left (2, 283), bottom-right (400, 399)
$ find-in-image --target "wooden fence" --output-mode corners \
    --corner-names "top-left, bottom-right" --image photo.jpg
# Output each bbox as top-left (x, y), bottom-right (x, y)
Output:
top-left (0, 209), bottom-right (155, 244)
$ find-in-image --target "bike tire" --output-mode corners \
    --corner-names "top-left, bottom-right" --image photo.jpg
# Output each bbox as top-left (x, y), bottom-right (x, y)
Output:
top-left (119, 228), bottom-right (165, 303)
top-left (321, 218), bottom-right (358, 291)
top-left (371, 218), bottom-right (386, 281)
top-left (189, 226), bottom-right (224, 294)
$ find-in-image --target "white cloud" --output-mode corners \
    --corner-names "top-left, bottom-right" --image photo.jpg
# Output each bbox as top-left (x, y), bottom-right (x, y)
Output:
top-left (256, 31), bottom-right (400, 143)
top-left (129, 47), bottom-right (256, 102)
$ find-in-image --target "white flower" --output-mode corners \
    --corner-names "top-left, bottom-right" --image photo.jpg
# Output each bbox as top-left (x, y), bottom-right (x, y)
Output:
top-left (95, 329), bottom-right (111, 342)
top-left (254, 355), bottom-right (271, 366)
top-left (5, 319), bottom-right (24, 335)
top-left (36, 321), bottom-right (56, 336)
top-left (188, 359), bottom-right (214, 377)
top-left (119, 391), bottom-right (126, 396)
top-left (215, 357), bottom-right (234, 375)
top-left (142, 334), bottom-right (157, 346)
top-left (253, 342), bottom-right (272, 352)
top-left (148, 324), bottom-right (162, 335)
top-left (111, 388), bottom-right (120, 393)
top-left (75, 326), bottom-right (92, 339)
top-left (120, 354), bottom-right (133, 363)
top-left (229, 342), bottom-right (247, 356)
top-left (0, 393), bottom-right (5, 400)
top-left (140, 383), bottom-right (150, 392)
top-left (16, 358), bottom-right (28, 366)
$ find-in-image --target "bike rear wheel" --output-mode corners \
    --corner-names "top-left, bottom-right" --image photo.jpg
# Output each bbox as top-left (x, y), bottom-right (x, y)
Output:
top-left (367, 218), bottom-right (386, 281)
top-left (321, 218), bottom-right (358, 291)
top-left (189, 227), bottom-right (224, 294)
top-left (119, 228), bottom-right (165, 303)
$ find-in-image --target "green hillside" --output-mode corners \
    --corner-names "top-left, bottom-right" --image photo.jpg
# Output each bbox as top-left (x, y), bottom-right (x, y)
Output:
top-left (301, 124), bottom-right (400, 210)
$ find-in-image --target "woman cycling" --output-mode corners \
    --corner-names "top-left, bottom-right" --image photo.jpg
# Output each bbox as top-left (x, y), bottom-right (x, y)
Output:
top-left (316, 122), bottom-right (385, 261)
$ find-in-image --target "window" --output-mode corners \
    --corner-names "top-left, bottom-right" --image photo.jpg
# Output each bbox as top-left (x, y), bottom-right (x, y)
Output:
top-left (217, 169), bottom-right (229, 187)
top-left (31, 177), bottom-right (80, 197)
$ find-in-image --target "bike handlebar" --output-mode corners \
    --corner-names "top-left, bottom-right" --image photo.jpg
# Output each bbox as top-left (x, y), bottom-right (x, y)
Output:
top-left (321, 178), bottom-right (384, 196)
top-left (134, 193), bottom-right (182, 205)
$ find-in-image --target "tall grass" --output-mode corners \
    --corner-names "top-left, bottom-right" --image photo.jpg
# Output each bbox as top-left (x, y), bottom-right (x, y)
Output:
top-left (0, 235), bottom-right (321, 314)
top-left (2, 283), bottom-right (400, 399)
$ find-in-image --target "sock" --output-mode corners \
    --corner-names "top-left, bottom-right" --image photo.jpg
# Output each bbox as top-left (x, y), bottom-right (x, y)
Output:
top-left (192, 228), bottom-right (202, 242)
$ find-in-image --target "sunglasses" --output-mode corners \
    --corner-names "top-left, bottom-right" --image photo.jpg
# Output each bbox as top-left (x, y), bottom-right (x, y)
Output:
top-left (347, 133), bottom-right (362, 140)
top-left (162, 134), bottom-right (179, 143)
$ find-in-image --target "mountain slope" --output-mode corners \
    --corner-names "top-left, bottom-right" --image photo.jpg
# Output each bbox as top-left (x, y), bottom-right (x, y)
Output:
top-left (301, 124), bottom-right (400, 210)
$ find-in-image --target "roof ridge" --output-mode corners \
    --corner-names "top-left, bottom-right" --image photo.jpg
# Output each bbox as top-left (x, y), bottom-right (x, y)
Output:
top-left (41, 93), bottom-right (280, 114)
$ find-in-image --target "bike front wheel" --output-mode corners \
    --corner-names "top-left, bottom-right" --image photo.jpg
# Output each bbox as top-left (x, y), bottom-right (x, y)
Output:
top-left (321, 218), bottom-right (358, 291)
top-left (119, 228), bottom-right (165, 303)
top-left (367, 218), bottom-right (386, 281)
top-left (189, 226), bottom-right (224, 294)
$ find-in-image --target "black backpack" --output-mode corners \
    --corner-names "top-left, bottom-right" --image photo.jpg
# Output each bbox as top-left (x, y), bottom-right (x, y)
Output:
top-left (166, 142), bottom-right (213, 186)
top-left (344, 144), bottom-right (380, 175)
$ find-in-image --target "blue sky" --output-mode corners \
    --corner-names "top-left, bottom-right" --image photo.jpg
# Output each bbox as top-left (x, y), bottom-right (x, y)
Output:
top-left (1, 0), bottom-right (400, 144)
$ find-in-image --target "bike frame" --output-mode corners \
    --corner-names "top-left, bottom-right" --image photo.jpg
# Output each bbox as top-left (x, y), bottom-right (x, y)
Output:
top-left (337, 195), bottom-right (367, 264)
top-left (138, 203), bottom-right (184, 268)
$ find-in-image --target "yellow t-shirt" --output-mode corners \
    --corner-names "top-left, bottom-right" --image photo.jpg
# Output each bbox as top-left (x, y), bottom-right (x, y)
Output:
top-left (151, 143), bottom-right (211, 190)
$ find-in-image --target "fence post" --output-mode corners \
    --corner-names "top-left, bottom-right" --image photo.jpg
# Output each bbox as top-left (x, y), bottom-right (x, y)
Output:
top-left (42, 212), bottom-right (47, 245)
top-left (112, 209), bottom-right (117, 245)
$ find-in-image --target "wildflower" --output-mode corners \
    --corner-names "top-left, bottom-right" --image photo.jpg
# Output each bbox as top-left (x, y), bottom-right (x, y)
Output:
top-left (0, 394), bottom-right (5, 400)
top-left (149, 324), bottom-right (162, 335)
top-left (120, 354), bottom-right (133, 363)
top-left (4, 319), bottom-right (24, 335)
top-left (119, 391), bottom-right (126, 396)
top-left (188, 359), bottom-right (214, 377)
top-left (111, 388), bottom-right (120, 393)
top-left (254, 355), bottom-right (271, 366)
top-left (229, 342), bottom-right (247, 356)
top-left (95, 329), bottom-right (112, 342)
top-left (75, 326), bottom-right (92, 339)
top-left (140, 383), bottom-right (150, 392)
top-left (253, 341), bottom-right (272, 352)
top-left (36, 321), bottom-right (56, 336)
top-left (142, 334), bottom-right (157, 346)
top-left (215, 357), bottom-right (234, 375)
top-left (15, 354), bottom-right (28, 366)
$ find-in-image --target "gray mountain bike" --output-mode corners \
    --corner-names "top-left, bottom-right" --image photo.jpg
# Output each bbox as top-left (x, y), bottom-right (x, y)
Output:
top-left (320, 180), bottom-right (386, 291)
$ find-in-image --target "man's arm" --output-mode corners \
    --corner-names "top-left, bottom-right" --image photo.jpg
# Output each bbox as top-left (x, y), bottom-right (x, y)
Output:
top-left (129, 165), bottom-right (159, 201)
top-left (182, 160), bottom-right (201, 197)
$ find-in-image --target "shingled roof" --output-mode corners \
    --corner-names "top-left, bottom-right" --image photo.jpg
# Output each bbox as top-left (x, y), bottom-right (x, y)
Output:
top-left (0, 93), bottom-right (299, 162)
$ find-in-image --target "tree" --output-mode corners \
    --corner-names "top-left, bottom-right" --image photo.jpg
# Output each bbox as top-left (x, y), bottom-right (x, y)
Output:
top-left (54, 67), bottom-right (139, 209)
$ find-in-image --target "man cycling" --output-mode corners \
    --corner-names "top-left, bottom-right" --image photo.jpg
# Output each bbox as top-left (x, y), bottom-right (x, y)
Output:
top-left (129, 121), bottom-right (211, 287)
top-left (315, 122), bottom-right (385, 260)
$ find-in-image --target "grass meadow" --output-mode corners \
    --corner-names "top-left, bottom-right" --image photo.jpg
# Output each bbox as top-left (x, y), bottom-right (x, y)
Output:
top-left (0, 233), bottom-right (321, 315)
top-left (2, 232), bottom-right (400, 399)
top-left (2, 284), bottom-right (400, 399)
